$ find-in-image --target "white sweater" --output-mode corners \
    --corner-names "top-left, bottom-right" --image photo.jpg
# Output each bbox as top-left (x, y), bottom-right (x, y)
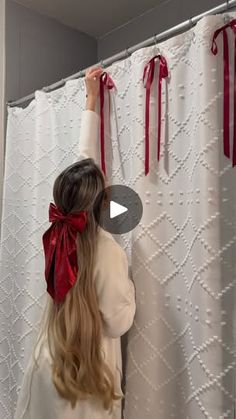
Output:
top-left (14, 110), bottom-right (136, 419)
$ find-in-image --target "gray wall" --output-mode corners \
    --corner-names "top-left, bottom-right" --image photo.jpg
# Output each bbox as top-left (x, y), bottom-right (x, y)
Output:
top-left (6, 0), bottom-right (232, 102)
top-left (6, 0), bottom-right (97, 102)
top-left (97, 0), bottom-right (225, 60)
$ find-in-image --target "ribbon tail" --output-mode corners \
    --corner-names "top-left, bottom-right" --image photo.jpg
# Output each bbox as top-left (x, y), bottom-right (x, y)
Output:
top-left (42, 225), bottom-right (58, 300)
top-left (233, 31), bottom-right (236, 167)
top-left (145, 87), bottom-right (150, 175)
top-left (100, 78), bottom-right (106, 175)
top-left (223, 29), bottom-right (230, 160)
top-left (108, 90), bottom-right (113, 161)
top-left (54, 227), bottom-right (77, 303)
top-left (157, 67), bottom-right (162, 162)
top-left (143, 59), bottom-right (155, 175)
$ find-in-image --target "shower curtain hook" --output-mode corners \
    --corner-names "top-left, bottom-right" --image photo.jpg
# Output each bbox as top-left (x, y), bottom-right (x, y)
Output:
top-left (153, 35), bottom-right (159, 55)
top-left (189, 16), bottom-right (194, 27)
top-left (125, 47), bottom-right (131, 57)
top-left (224, 14), bottom-right (230, 23)
top-left (224, 12), bottom-right (230, 22)
top-left (189, 16), bottom-right (196, 42)
top-left (224, 0), bottom-right (230, 23)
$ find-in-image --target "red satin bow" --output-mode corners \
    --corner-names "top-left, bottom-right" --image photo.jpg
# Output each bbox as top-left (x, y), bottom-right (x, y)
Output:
top-left (143, 55), bottom-right (168, 175)
top-left (211, 18), bottom-right (236, 167)
top-left (42, 202), bottom-right (87, 303)
top-left (100, 72), bottom-right (116, 175)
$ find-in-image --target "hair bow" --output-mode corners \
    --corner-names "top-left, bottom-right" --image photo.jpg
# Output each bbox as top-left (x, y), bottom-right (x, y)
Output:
top-left (42, 202), bottom-right (87, 303)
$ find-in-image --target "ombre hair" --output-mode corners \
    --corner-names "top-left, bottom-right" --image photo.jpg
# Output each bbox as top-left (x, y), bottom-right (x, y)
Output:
top-left (36, 158), bottom-right (122, 412)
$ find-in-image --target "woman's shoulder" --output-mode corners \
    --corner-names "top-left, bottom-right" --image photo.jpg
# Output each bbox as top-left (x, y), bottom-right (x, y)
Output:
top-left (96, 227), bottom-right (125, 260)
top-left (97, 226), bottom-right (114, 242)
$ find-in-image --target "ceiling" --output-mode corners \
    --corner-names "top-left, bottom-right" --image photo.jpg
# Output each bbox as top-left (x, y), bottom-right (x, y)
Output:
top-left (13, 0), bottom-right (164, 39)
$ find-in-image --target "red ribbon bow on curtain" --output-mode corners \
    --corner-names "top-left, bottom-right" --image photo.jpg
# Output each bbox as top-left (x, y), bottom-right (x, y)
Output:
top-left (99, 72), bottom-right (116, 175)
top-left (42, 202), bottom-right (87, 303)
top-left (211, 18), bottom-right (236, 167)
top-left (143, 55), bottom-right (169, 175)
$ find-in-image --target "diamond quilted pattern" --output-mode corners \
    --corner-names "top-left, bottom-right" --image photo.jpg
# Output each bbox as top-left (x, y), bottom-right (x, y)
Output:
top-left (1, 12), bottom-right (236, 419)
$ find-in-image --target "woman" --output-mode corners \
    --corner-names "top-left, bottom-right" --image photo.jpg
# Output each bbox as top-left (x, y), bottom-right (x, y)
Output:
top-left (14, 66), bottom-right (136, 419)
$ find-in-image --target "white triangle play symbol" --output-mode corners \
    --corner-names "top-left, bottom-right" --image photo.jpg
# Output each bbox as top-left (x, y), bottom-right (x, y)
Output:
top-left (110, 200), bottom-right (128, 219)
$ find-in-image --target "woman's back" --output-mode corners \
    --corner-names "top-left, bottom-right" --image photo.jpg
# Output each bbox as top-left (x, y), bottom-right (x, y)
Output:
top-left (14, 227), bottom-right (136, 419)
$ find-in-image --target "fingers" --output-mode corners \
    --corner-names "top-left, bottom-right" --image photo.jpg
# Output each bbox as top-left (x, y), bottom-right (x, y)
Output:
top-left (85, 66), bottom-right (104, 78)
top-left (89, 69), bottom-right (104, 79)
top-left (88, 70), bottom-right (103, 79)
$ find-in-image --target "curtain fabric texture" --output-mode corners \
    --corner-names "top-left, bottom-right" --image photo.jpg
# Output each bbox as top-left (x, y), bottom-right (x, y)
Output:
top-left (0, 12), bottom-right (236, 419)
top-left (0, 0), bottom-right (5, 225)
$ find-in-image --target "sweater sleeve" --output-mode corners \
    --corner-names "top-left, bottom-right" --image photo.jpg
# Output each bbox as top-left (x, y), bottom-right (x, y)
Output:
top-left (94, 238), bottom-right (136, 338)
top-left (78, 109), bottom-right (100, 164)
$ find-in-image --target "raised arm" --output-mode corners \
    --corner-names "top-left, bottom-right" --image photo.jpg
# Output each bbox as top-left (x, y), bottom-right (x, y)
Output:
top-left (78, 67), bottom-right (103, 165)
top-left (79, 108), bottom-right (100, 163)
top-left (94, 236), bottom-right (136, 338)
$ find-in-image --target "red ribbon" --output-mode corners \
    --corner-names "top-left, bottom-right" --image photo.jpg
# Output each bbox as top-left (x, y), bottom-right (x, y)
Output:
top-left (211, 18), bottom-right (236, 167)
top-left (99, 72), bottom-right (116, 175)
top-left (42, 203), bottom-right (87, 303)
top-left (143, 55), bottom-right (168, 175)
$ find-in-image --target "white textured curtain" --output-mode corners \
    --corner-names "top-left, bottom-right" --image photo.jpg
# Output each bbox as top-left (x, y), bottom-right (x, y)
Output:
top-left (1, 12), bottom-right (236, 419)
top-left (0, 0), bottom-right (5, 224)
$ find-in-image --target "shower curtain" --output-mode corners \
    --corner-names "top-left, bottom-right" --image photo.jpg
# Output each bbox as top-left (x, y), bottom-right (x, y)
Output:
top-left (1, 12), bottom-right (236, 419)
top-left (0, 0), bottom-right (5, 223)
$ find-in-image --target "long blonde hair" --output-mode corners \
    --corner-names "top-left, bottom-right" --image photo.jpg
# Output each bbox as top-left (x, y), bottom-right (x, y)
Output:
top-left (37, 158), bottom-right (122, 412)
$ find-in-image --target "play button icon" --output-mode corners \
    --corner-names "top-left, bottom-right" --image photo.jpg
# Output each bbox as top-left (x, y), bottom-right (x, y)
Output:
top-left (110, 201), bottom-right (128, 218)
top-left (97, 184), bottom-right (143, 234)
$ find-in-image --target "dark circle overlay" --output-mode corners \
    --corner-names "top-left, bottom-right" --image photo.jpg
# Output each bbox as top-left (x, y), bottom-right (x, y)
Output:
top-left (97, 184), bottom-right (143, 234)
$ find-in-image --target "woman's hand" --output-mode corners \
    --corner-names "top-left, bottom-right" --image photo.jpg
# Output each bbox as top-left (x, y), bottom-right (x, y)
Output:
top-left (85, 66), bottom-right (103, 98)
top-left (85, 66), bottom-right (104, 112)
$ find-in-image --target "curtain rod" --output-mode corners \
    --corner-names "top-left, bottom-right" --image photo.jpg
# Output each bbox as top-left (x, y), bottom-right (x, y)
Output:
top-left (7, 0), bottom-right (236, 108)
